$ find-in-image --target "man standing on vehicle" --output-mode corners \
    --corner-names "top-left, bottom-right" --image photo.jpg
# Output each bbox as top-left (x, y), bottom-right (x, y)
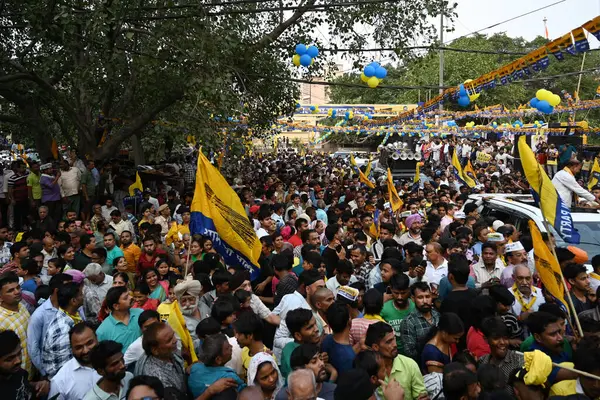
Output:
top-left (552, 159), bottom-right (597, 208)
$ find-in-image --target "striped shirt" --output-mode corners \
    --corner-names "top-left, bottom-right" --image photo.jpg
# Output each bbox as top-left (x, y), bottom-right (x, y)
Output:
top-left (0, 304), bottom-right (31, 374)
top-left (8, 173), bottom-right (28, 202)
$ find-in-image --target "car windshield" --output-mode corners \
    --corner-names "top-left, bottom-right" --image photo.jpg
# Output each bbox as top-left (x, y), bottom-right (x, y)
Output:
top-left (570, 221), bottom-right (600, 262)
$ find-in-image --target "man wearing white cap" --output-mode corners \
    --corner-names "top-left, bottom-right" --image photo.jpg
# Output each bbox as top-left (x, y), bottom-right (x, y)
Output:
top-left (499, 241), bottom-right (528, 288)
top-left (154, 204), bottom-right (172, 240)
top-left (174, 277), bottom-right (210, 339)
top-left (508, 265), bottom-right (545, 318)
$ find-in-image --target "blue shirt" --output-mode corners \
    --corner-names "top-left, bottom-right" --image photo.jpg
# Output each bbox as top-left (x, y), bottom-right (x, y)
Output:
top-left (96, 308), bottom-right (143, 352)
top-left (188, 363), bottom-right (245, 398)
top-left (438, 276), bottom-right (476, 301)
top-left (105, 246), bottom-right (125, 273)
top-left (321, 334), bottom-right (356, 374)
top-left (27, 299), bottom-right (85, 375)
top-left (21, 279), bottom-right (38, 294)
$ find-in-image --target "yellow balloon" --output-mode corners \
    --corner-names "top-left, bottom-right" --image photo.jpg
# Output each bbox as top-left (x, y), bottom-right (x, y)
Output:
top-left (292, 55), bottom-right (300, 66)
top-left (367, 77), bottom-right (379, 88)
top-left (469, 92), bottom-right (480, 102)
top-left (578, 121), bottom-right (589, 130)
top-left (548, 94), bottom-right (561, 107)
top-left (536, 89), bottom-right (552, 101)
top-left (361, 73), bottom-right (369, 83)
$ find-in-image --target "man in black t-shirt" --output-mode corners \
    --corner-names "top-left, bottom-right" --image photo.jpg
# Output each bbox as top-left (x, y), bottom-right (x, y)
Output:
top-left (0, 330), bottom-right (49, 400)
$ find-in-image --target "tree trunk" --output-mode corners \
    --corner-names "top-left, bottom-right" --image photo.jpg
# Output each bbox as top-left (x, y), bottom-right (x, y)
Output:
top-left (131, 134), bottom-right (145, 165)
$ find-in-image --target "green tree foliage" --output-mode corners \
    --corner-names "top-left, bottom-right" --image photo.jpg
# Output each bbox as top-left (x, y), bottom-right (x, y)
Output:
top-left (329, 33), bottom-right (600, 114)
top-left (0, 0), bottom-right (454, 161)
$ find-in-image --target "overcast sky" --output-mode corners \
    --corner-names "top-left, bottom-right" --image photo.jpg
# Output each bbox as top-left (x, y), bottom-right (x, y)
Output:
top-left (445, 0), bottom-right (600, 43)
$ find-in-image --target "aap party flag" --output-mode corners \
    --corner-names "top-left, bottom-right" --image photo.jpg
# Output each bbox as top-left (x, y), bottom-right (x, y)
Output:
top-left (452, 150), bottom-right (476, 188)
top-left (157, 300), bottom-right (198, 363)
top-left (387, 168), bottom-right (403, 212)
top-left (190, 151), bottom-right (261, 278)
top-left (518, 136), bottom-right (579, 244)
top-left (528, 220), bottom-right (569, 314)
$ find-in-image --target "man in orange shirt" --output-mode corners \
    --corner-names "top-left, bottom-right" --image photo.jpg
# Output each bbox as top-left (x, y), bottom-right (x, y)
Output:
top-left (119, 230), bottom-right (141, 274)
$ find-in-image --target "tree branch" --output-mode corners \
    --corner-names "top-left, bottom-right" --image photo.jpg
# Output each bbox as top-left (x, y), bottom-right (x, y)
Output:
top-left (0, 73), bottom-right (32, 84)
top-left (96, 88), bottom-right (185, 158)
top-left (254, 0), bottom-right (316, 50)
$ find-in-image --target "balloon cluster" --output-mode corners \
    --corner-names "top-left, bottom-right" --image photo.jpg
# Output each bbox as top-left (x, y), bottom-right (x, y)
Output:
top-left (529, 89), bottom-right (561, 114)
top-left (362, 113), bottom-right (373, 121)
top-left (344, 111), bottom-right (354, 120)
top-left (293, 44), bottom-right (319, 67)
top-left (360, 62), bottom-right (387, 88)
top-left (457, 79), bottom-right (480, 107)
top-left (446, 120), bottom-right (458, 127)
top-left (533, 120), bottom-right (543, 128)
top-left (309, 105), bottom-right (320, 114)
top-left (512, 120), bottom-right (523, 128)
top-left (327, 108), bottom-right (337, 118)
top-left (465, 121), bottom-right (476, 128)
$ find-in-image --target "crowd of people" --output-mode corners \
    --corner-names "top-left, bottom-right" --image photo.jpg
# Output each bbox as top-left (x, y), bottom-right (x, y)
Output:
top-left (1, 139), bottom-right (600, 400)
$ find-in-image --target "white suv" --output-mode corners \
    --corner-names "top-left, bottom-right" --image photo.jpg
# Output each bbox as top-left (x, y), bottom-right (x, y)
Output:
top-left (463, 194), bottom-right (600, 264)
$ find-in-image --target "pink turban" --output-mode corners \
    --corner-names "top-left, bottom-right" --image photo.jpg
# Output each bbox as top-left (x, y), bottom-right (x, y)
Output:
top-left (405, 214), bottom-right (422, 229)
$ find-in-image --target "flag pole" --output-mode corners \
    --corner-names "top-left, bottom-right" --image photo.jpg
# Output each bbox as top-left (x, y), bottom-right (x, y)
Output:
top-left (535, 162), bottom-right (584, 337)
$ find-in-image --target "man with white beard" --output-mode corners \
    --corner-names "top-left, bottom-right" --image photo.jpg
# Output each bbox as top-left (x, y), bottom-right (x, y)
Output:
top-left (174, 278), bottom-right (210, 342)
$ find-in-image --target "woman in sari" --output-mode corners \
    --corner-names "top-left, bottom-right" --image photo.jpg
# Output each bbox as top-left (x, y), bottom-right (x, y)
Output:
top-left (247, 352), bottom-right (283, 400)
top-left (142, 267), bottom-right (167, 302)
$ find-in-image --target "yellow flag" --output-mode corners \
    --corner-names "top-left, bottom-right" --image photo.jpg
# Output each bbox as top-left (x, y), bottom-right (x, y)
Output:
top-left (464, 159), bottom-right (476, 179)
top-left (528, 220), bottom-right (569, 313)
top-left (157, 300), bottom-right (198, 363)
top-left (387, 168), bottom-right (403, 212)
top-left (364, 155), bottom-right (373, 176)
top-left (165, 221), bottom-right (180, 246)
top-left (588, 158), bottom-right (600, 190)
top-left (350, 153), bottom-right (375, 189)
top-left (128, 172), bottom-right (143, 196)
top-left (518, 136), bottom-right (579, 244)
top-left (350, 153), bottom-right (357, 167)
top-left (190, 151), bottom-right (261, 278)
top-left (51, 139), bottom-right (59, 160)
top-left (452, 151), bottom-right (476, 188)
top-left (413, 161), bottom-right (420, 185)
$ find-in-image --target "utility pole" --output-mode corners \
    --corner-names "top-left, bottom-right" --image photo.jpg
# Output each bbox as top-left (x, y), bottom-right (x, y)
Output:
top-left (438, 7), bottom-right (444, 112)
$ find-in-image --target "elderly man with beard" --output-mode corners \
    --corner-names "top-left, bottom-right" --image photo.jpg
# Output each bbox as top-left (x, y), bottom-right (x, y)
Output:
top-left (397, 214), bottom-right (423, 246)
top-left (49, 323), bottom-right (101, 400)
top-left (508, 265), bottom-right (545, 320)
top-left (499, 241), bottom-right (529, 288)
top-left (84, 340), bottom-right (132, 400)
top-left (174, 277), bottom-right (210, 340)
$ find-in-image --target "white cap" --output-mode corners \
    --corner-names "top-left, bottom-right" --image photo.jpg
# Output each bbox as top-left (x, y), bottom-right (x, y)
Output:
top-left (505, 241), bottom-right (525, 253)
top-left (454, 211), bottom-right (466, 219)
top-left (492, 220), bottom-right (505, 231)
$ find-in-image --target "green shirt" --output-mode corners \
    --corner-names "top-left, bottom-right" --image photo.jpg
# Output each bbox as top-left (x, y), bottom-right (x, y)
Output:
top-left (96, 308), bottom-right (143, 352)
top-left (81, 169), bottom-right (96, 197)
top-left (380, 299), bottom-right (415, 354)
top-left (280, 341), bottom-right (300, 381)
top-left (26, 173), bottom-right (42, 200)
top-left (520, 335), bottom-right (573, 358)
top-left (378, 354), bottom-right (426, 400)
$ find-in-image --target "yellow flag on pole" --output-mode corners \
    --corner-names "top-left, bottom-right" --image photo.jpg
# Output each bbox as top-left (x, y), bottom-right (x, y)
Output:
top-left (452, 151), bottom-right (476, 188)
top-left (387, 168), bottom-right (403, 212)
top-left (464, 159), bottom-right (476, 179)
top-left (190, 150), bottom-right (261, 278)
top-left (528, 220), bottom-right (569, 313)
top-left (157, 300), bottom-right (198, 363)
top-left (588, 157), bottom-right (600, 190)
top-left (364, 155), bottom-right (373, 177)
top-left (128, 172), bottom-right (143, 196)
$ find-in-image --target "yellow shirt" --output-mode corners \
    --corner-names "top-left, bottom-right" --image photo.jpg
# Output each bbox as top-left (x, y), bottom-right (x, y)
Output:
top-left (241, 346), bottom-right (276, 382)
top-left (0, 304), bottom-right (31, 375)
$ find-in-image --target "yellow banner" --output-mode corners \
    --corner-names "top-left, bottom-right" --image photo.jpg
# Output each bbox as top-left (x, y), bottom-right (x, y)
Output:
top-left (387, 168), bottom-right (403, 212)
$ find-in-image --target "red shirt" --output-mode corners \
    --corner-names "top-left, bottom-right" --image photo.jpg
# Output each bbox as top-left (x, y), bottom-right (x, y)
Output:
top-left (137, 249), bottom-right (168, 275)
top-left (467, 326), bottom-right (490, 359)
top-left (133, 298), bottom-right (159, 311)
top-left (287, 234), bottom-right (302, 248)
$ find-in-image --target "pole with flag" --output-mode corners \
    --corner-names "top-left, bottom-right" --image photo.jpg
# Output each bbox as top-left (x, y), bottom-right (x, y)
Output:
top-left (350, 153), bottom-right (375, 189)
top-left (518, 136), bottom-right (583, 336)
top-left (451, 150), bottom-right (477, 188)
top-left (588, 157), bottom-right (600, 190)
top-left (412, 162), bottom-right (421, 192)
top-left (464, 159), bottom-right (476, 180)
top-left (544, 16), bottom-right (549, 39)
top-left (386, 168), bottom-right (403, 212)
top-left (190, 149), bottom-right (262, 279)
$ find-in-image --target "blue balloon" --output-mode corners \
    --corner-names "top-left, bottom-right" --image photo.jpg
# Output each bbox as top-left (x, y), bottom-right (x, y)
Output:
top-left (300, 54), bottom-right (312, 66)
top-left (307, 46), bottom-right (319, 58)
top-left (458, 84), bottom-right (467, 97)
top-left (364, 66), bottom-right (375, 77)
top-left (457, 96), bottom-right (470, 107)
top-left (295, 44), bottom-right (307, 55)
top-left (374, 67), bottom-right (387, 79)
top-left (332, 110), bottom-right (337, 117)
top-left (536, 100), bottom-right (550, 113)
top-left (368, 62), bottom-right (380, 70)
top-left (529, 97), bottom-right (539, 108)
top-left (310, 105), bottom-right (316, 111)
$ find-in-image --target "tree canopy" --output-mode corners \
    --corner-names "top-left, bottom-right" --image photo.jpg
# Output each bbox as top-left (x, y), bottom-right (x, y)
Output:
top-left (0, 0), bottom-right (453, 161)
